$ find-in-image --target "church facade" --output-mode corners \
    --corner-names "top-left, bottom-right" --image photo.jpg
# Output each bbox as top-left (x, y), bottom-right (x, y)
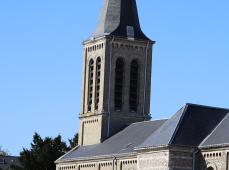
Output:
top-left (55, 0), bottom-right (229, 170)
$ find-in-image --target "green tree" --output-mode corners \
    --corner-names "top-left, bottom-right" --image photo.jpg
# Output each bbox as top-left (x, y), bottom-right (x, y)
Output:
top-left (20, 133), bottom-right (68, 170)
top-left (68, 133), bottom-right (78, 149)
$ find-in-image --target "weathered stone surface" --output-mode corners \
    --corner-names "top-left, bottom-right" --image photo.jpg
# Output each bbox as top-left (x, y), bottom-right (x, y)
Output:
top-left (78, 36), bottom-right (153, 146)
top-left (138, 149), bottom-right (169, 170)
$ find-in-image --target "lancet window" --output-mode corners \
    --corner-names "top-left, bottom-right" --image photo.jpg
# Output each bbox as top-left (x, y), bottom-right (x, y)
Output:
top-left (88, 59), bottom-right (94, 112)
top-left (114, 58), bottom-right (124, 111)
top-left (129, 60), bottom-right (139, 112)
top-left (95, 57), bottom-right (101, 110)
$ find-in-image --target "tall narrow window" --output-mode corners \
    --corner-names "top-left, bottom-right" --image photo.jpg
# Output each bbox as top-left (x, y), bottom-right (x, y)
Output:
top-left (88, 59), bottom-right (94, 112)
top-left (95, 57), bottom-right (101, 110)
top-left (129, 60), bottom-right (139, 112)
top-left (115, 58), bottom-right (124, 111)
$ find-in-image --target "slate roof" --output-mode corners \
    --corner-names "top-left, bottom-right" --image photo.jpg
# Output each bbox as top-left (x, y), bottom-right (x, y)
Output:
top-left (137, 106), bottom-right (186, 148)
top-left (57, 103), bottom-right (229, 162)
top-left (200, 113), bottom-right (229, 148)
top-left (92, 0), bottom-right (150, 41)
top-left (138, 104), bottom-right (229, 149)
top-left (57, 119), bottom-right (166, 162)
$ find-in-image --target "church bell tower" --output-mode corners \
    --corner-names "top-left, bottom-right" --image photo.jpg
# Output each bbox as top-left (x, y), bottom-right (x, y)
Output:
top-left (78, 0), bottom-right (155, 146)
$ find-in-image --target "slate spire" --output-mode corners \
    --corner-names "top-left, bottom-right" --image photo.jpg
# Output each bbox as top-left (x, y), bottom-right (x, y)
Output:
top-left (92, 0), bottom-right (150, 40)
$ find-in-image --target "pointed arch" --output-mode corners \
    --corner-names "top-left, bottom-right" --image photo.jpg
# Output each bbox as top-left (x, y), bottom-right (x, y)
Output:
top-left (95, 57), bottom-right (101, 110)
top-left (87, 59), bottom-right (94, 112)
top-left (114, 58), bottom-right (124, 111)
top-left (129, 59), bottom-right (139, 112)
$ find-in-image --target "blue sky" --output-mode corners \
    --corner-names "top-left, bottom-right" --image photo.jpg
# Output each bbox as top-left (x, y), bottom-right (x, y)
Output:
top-left (0, 0), bottom-right (229, 156)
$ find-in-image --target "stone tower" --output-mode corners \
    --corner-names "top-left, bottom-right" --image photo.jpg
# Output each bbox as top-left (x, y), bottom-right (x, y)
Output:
top-left (78, 0), bottom-right (155, 146)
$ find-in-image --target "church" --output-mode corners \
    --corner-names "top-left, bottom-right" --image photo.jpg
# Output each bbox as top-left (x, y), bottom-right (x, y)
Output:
top-left (55, 0), bottom-right (229, 169)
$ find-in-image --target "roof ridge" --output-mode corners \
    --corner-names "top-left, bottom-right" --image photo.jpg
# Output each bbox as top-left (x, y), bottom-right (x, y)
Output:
top-left (199, 112), bottom-right (229, 147)
top-left (135, 105), bottom-right (187, 149)
top-left (168, 104), bottom-right (189, 145)
top-left (152, 118), bottom-right (169, 121)
top-left (130, 119), bottom-right (167, 125)
top-left (186, 103), bottom-right (229, 111)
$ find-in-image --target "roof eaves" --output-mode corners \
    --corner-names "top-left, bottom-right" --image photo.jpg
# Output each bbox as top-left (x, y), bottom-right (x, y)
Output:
top-left (200, 143), bottom-right (229, 150)
top-left (55, 145), bottom-right (80, 164)
top-left (55, 151), bottom-right (138, 163)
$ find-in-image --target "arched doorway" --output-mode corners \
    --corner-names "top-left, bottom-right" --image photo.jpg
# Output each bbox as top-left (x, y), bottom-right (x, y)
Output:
top-left (207, 167), bottom-right (214, 170)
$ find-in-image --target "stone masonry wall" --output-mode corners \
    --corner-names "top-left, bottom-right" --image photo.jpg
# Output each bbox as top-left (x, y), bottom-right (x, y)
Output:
top-left (56, 157), bottom-right (138, 170)
top-left (201, 148), bottom-right (229, 170)
top-left (137, 149), bottom-right (169, 170)
top-left (169, 147), bottom-right (194, 170)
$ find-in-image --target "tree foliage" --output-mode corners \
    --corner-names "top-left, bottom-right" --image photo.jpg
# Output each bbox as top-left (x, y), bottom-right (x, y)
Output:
top-left (68, 133), bottom-right (78, 149)
top-left (19, 133), bottom-right (78, 170)
top-left (19, 133), bottom-right (69, 170)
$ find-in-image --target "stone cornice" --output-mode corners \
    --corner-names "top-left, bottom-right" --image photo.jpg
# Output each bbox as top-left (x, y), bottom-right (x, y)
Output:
top-left (55, 152), bottom-right (137, 164)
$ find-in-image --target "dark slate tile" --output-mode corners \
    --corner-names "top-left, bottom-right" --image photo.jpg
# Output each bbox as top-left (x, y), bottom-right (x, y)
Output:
top-left (200, 113), bottom-right (229, 147)
top-left (58, 120), bottom-right (166, 161)
top-left (172, 104), bottom-right (229, 146)
top-left (92, 0), bottom-right (150, 40)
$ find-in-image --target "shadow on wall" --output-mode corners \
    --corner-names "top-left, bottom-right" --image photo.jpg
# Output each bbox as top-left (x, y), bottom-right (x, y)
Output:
top-left (195, 151), bottom-right (209, 170)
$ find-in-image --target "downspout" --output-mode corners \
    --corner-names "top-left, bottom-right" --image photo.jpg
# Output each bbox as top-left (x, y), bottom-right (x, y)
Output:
top-left (112, 156), bottom-right (117, 170)
top-left (107, 36), bottom-right (115, 138)
top-left (226, 152), bottom-right (229, 170)
top-left (82, 47), bottom-right (87, 114)
top-left (192, 148), bottom-right (198, 170)
top-left (143, 41), bottom-right (150, 117)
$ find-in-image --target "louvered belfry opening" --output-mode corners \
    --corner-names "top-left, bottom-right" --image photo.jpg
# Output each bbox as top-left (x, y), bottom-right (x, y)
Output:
top-left (77, 0), bottom-right (154, 147)
top-left (95, 57), bottom-right (101, 110)
top-left (115, 58), bottom-right (124, 111)
top-left (88, 59), bottom-right (94, 112)
top-left (129, 60), bottom-right (139, 112)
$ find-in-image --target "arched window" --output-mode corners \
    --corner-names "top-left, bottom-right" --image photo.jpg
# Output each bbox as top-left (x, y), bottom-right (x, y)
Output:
top-left (95, 57), bottom-right (101, 110)
top-left (129, 60), bottom-right (139, 112)
top-left (114, 58), bottom-right (124, 111)
top-left (207, 167), bottom-right (214, 170)
top-left (88, 59), bottom-right (94, 112)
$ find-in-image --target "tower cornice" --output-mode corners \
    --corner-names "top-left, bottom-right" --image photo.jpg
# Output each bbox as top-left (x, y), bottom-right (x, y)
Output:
top-left (83, 35), bottom-right (155, 46)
